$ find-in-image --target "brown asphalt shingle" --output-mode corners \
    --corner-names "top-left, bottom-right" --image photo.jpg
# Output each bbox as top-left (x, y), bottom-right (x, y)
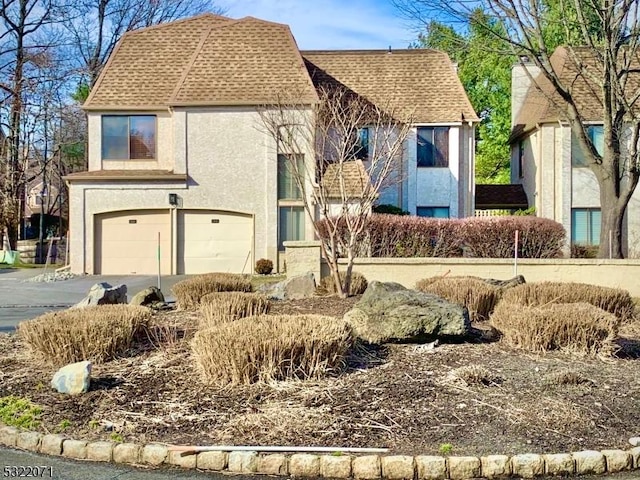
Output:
top-left (475, 184), bottom-right (529, 209)
top-left (321, 161), bottom-right (372, 199)
top-left (303, 50), bottom-right (479, 124)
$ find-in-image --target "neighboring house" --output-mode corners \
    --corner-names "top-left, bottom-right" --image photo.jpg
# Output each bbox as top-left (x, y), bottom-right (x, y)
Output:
top-left (474, 184), bottom-right (528, 216)
top-left (65, 14), bottom-right (478, 275)
top-left (510, 47), bottom-right (640, 255)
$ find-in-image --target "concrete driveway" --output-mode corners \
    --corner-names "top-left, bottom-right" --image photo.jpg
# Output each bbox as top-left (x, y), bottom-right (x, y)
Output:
top-left (0, 268), bottom-right (188, 331)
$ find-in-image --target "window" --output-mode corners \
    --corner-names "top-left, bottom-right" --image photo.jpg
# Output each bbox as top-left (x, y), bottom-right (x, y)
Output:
top-left (571, 208), bottom-right (601, 245)
top-left (279, 206), bottom-right (305, 249)
top-left (102, 115), bottom-right (156, 160)
top-left (417, 127), bottom-right (449, 167)
top-left (518, 140), bottom-right (525, 178)
top-left (417, 207), bottom-right (450, 218)
top-left (354, 127), bottom-right (369, 160)
top-left (278, 154), bottom-right (305, 200)
top-left (572, 125), bottom-right (604, 167)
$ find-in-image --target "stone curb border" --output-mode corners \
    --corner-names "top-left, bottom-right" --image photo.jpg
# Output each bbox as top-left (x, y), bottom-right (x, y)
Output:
top-left (1, 426), bottom-right (639, 479)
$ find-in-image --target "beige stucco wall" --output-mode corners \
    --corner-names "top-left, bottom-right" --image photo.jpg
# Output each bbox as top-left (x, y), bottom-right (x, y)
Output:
top-left (333, 257), bottom-right (640, 296)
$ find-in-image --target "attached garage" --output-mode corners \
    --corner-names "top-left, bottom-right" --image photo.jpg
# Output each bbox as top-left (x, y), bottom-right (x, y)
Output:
top-left (177, 210), bottom-right (253, 275)
top-left (95, 209), bottom-right (171, 275)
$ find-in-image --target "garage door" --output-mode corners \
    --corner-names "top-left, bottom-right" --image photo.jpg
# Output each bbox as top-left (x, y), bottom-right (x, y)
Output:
top-left (177, 210), bottom-right (253, 274)
top-left (95, 210), bottom-right (171, 275)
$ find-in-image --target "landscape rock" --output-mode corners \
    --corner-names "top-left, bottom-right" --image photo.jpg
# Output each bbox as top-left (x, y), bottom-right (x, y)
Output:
top-left (543, 453), bottom-right (574, 475)
top-left (381, 455), bottom-right (414, 479)
top-left (0, 426), bottom-right (18, 447)
top-left (448, 456), bottom-right (481, 480)
top-left (289, 453), bottom-right (320, 477)
top-left (141, 444), bottom-right (168, 465)
top-left (258, 454), bottom-right (287, 475)
top-left (573, 451), bottom-right (606, 475)
top-left (344, 281), bottom-right (471, 343)
top-left (511, 453), bottom-right (544, 478)
top-left (480, 275), bottom-right (526, 288)
top-left (86, 441), bottom-right (114, 462)
top-left (168, 450), bottom-right (196, 468)
top-left (16, 431), bottom-right (42, 451)
top-left (62, 439), bottom-right (87, 459)
top-left (415, 456), bottom-right (446, 480)
top-left (259, 272), bottom-right (316, 300)
top-left (601, 449), bottom-right (631, 472)
top-left (39, 434), bottom-right (65, 456)
top-left (130, 286), bottom-right (165, 307)
top-left (228, 451), bottom-right (258, 473)
top-left (197, 451), bottom-right (228, 471)
top-left (51, 361), bottom-right (92, 395)
top-left (629, 437), bottom-right (640, 446)
top-left (113, 443), bottom-right (141, 463)
top-left (321, 455), bottom-right (352, 478)
top-left (73, 282), bottom-right (127, 308)
top-left (481, 455), bottom-right (511, 478)
top-left (352, 455), bottom-right (381, 479)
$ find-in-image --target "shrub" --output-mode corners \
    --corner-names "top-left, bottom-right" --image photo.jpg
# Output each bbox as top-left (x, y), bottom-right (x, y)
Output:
top-left (459, 216), bottom-right (565, 258)
top-left (191, 314), bottom-right (354, 385)
top-left (490, 302), bottom-right (618, 356)
top-left (17, 305), bottom-right (151, 366)
top-left (200, 292), bottom-right (270, 328)
top-left (500, 282), bottom-right (634, 321)
top-left (255, 258), bottom-right (274, 275)
top-left (373, 204), bottom-right (409, 215)
top-left (0, 396), bottom-right (42, 429)
top-left (172, 273), bottom-right (252, 309)
top-left (443, 365), bottom-right (502, 387)
top-left (416, 276), bottom-right (501, 322)
top-left (571, 244), bottom-right (598, 258)
top-left (318, 271), bottom-right (368, 296)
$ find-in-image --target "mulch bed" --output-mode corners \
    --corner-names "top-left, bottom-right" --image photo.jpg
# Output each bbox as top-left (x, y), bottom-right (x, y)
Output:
top-left (1, 297), bottom-right (639, 457)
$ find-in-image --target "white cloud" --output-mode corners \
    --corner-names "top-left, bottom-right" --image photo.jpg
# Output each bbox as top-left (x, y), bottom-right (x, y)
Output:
top-left (216, 0), bottom-right (415, 49)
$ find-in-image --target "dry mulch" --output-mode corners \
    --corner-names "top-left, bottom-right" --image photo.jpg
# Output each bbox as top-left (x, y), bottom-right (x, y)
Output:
top-left (1, 297), bottom-right (639, 457)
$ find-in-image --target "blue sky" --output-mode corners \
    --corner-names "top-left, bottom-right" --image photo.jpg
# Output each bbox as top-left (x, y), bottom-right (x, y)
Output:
top-left (216, 0), bottom-right (417, 50)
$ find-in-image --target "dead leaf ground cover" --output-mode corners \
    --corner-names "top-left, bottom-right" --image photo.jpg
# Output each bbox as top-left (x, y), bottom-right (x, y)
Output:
top-left (0, 297), bottom-right (639, 456)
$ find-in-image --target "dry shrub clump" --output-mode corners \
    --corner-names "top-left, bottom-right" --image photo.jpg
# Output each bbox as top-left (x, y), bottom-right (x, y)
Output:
top-left (443, 365), bottom-right (502, 387)
top-left (18, 305), bottom-right (152, 366)
top-left (501, 282), bottom-right (634, 321)
top-left (544, 370), bottom-right (592, 387)
top-left (172, 273), bottom-right (252, 310)
top-left (199, 292), bottom-right (270, 328)
top-left (318, 271), bottom-right (368, 296)
top-left (415, 276), bottom-right (501, 322)
top-left (191, 314), bottom-right (354, 385)
top-left (490, 302), bottom-right (619, 356)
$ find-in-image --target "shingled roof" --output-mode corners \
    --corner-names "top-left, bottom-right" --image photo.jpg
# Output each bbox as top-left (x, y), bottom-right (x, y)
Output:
top-left (84, 14), bottom-right (318, 109)
top-left (321, 161), bottom-right (372, 199)
top-left (303, 50), bottom-right (479, 124)
top-left (475, 184), bottom-right (529, 210)
top-left (511, 47), bottom-right (640, 141)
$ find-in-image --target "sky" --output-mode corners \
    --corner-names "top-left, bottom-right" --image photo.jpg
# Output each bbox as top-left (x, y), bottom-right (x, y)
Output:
top-left (216, 0), bottom-right (418, 50)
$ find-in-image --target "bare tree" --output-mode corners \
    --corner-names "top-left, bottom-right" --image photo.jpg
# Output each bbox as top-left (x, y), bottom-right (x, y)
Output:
top-left (395, 0), bottom-right (640, 258)
top-left (259, 86), bottom-right (413, 297)
top-left (64, 0), bottom-right (226, 89)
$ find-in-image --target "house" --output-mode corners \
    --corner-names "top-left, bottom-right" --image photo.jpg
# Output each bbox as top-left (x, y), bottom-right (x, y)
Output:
top-left (510, 47), bottom-right (640, 256)
top-left (65, 14), bottom-right (478, 275)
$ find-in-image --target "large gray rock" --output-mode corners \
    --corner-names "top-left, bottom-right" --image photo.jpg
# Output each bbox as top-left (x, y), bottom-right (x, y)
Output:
top-left (479, 275), bottom-right (526, 289)
top-left (130, 286), bottom-right (164, 306)
top-left (344, 281), bottom-right (471, 344)
top-left (259, 272), bottom-right (316, 300)
top-left (73, 282), bottom-right (127, 308)
top-left (51, 361), bottom-right (92, 394)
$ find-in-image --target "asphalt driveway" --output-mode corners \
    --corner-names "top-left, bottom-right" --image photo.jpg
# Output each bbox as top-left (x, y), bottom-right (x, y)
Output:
top-left (0, 268), bottom-right (188, 331)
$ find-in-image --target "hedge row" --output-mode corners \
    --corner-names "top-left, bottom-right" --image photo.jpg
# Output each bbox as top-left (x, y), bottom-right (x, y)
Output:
top-left (317, 214), bottom-right (565, 258)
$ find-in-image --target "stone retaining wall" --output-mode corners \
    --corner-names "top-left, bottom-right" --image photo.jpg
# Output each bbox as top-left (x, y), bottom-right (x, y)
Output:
top-left (1, 425), bottom-right (638, 479)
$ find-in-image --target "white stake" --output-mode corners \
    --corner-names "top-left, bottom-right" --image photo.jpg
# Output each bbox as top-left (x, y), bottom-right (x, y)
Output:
top-left (514, 229), bottom-right (519, 276)
top-left (168, 445), bottom-right (389, 453)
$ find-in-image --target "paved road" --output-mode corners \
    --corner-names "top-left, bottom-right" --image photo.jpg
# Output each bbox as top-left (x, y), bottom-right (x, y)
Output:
top-left (0, 447), bottom-right (269, 480)
top-left (0, 268), bottom-right (188, 330)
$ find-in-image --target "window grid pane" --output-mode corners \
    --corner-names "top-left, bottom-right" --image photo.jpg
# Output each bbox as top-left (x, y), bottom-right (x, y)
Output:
top-left (278, 154), bottom-right (304, 200)
top-left (417, 206), bottom-right (450, 218)
top-left (417, 127), bottom-right (434, 167)
top-left (129, 116), bottom-right (156, 159)
top-left (102, 115), bottom-right (156, 160)
top-left (571, 208), bottom-right (600, 246)
top-left (279, 206), bottom-right (305, 249)
top-left (102, 116), bottom-right (129, 160)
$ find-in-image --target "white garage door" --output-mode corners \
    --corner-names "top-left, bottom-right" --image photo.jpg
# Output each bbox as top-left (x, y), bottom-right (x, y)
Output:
top-left (177, 210), bottom-right (253, 274)
top-left (95, 210), bottom-right (171, 275)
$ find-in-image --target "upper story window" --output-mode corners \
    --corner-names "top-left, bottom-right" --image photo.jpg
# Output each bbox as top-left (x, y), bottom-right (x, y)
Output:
top-left (277, 154), bottom-right (305, 200)
top-left (518, 140), bottom-right (525, 179)
top-left (353, 127), bottom-right (369, 160)
top-left (102, 115), bottom-right (156, 160)
top-left (417, 127), bottom-right (449, 167)
top-left (572, 125), bottom-right (603, 167)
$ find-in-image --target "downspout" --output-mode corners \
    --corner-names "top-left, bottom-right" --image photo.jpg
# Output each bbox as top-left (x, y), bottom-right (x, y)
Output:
top-left (469, 121), bottom-right (475, 216)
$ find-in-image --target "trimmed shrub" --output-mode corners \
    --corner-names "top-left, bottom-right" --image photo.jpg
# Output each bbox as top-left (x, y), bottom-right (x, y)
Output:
top-left (318, 271), bottom-right (368, 296)
top-left (17, 305), bottom-right (151, 366)
top-left (191, 314), bottom-right (354, 385)
top-left (199, 292), bottom-right (270, 328)
top-left (172, 273), bottom-right (252, 309)
top-left (490, 302), bottom-right (618, 356)
top-left (416, 276), bottom-right (501, 322)
top-left (500, 282), bottom-right (635, 321)
top-left (255, 258), bottom-right (274, 275)
top-left (459, 216), bottom-right (565, 258)
top-left (571, 244), bottom-right (598, 258)
top-left (316, 214), bottom-right (565, 259)
top-left (373, 204), bottom-right (409, 215)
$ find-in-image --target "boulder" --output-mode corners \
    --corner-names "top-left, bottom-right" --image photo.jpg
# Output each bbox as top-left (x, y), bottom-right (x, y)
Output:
top-left (73, 282), bottom-right (127, 308)
top-left (130, 286), bottom-right (165, 307)
top-left (344, 281), bottom-right (471, 344)
top-left (51, 361), bottom-right (92, 394)
top-left (259, 272), bottom-right (316, 300)
top-left (479, 275), bottom-right (526, 289)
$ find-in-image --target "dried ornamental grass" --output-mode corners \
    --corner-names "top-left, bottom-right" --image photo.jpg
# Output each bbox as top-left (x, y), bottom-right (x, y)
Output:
top-left (17, 305), bottom-right (152, 366)
top-left (191, 314), bottom-right (354, 385)
top-left (500, 282), bottom-right (634, 321)
top-left (199, 292), bottom-right (270, 328)
top-left (318, 271), bottom-right (368, 296)
top-left (490, 302), bottom-right (619, 356)
top-left (415, 276), bottom-right (501, 322)
top-left (172, 273), bottom-right (252, 309)
top-left (442, 365), bottom-right (502, 387)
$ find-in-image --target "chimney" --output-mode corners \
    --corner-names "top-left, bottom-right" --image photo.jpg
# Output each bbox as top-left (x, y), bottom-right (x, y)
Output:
top-left (511, 57), bottom-right (540, 126)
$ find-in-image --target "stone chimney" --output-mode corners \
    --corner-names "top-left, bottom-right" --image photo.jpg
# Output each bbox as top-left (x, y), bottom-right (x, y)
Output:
top-left (511, 57), bottom-right (540, 126)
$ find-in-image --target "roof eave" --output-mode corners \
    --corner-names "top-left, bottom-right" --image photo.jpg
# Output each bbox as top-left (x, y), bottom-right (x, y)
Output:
top-left (64, 173), bottom-right (188, 182)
